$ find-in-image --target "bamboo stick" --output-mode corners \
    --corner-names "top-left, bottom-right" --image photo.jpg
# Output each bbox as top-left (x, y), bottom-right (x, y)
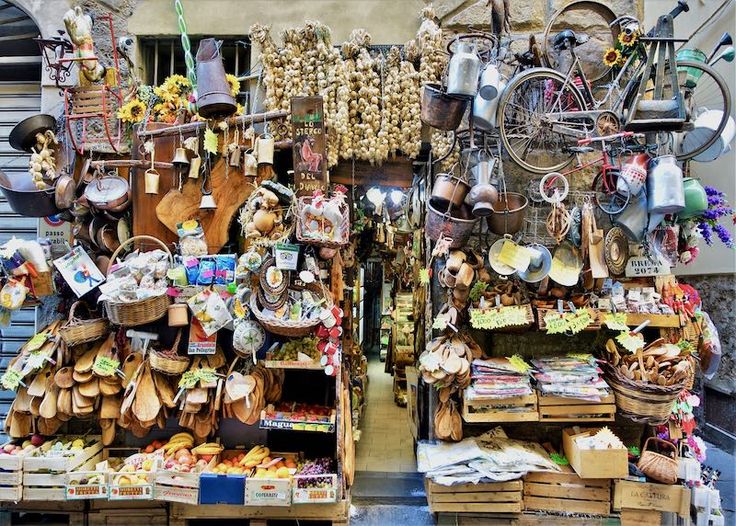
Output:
top-left (136, 110), bottom-right (289, 139)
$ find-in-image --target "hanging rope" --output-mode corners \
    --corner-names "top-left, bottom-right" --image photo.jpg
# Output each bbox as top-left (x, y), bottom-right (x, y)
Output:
top-left (174, 0), bottom-right (197, 91)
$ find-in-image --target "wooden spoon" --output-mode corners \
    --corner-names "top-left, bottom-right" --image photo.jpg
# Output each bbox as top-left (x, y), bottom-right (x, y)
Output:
top-left (30, 396), bottom-right (42, 416)
top-left (99, 378), bottom-right (122, 396)
top-left (27, 370), bottom-right (50, 397)
top-left (57, 388), bottom-right (72, 415)
top-left (152, 372), bottom-right (176, 408)
top-left (100, 395), bottom-right (121, 419)
top-left (39, 383), bottom-right (59, 419)
top-left (54, 367), bottom-right (75, 389)
top-left (14, 387), bottom-right (31, 413)
top-left (9, 410), bottom-right (31, 438)
top-left (72, 369), bottom-right (94, 383)
top-left (74, 347), bottom-right (97, 373)
top-left (37, 416), bottom-right (62, 435)
top-left (100, 418), bottom-right (116, 446)
top-left (122, 353), bottom-right (144, 387)
top-left (78, 378), bottom-right (100, 398)
top-left (132, 364), bottom-right (161, 423)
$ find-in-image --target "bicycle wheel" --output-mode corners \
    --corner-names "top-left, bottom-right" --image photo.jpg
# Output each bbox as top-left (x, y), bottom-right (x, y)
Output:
top-left (498, 68), bottom-right (589, 174)
top-left (592, 169), bottom-right (630, 215)
top-left (676, 60), bottom-right (732, 162)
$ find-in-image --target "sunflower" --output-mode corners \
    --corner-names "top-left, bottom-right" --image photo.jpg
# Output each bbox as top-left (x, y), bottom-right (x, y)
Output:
top-left (603, 48), bottom-right (622, 67)
top-left (162, 74), bottom-right (190, 95)
top-left (226, 74), bottom-right (240, 97)
top-left (235, 103), bottom-right (244, 116)
top-left (153, 85), bottom-right (178, 104)
top-left (618, 31), bottom-right (639, 47)
top-left (117, 98), bottom-right (146, 124)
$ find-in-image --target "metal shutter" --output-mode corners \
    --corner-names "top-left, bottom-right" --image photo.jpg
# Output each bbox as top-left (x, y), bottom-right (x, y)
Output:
top-left (0, 81), bottom-right (41, 431)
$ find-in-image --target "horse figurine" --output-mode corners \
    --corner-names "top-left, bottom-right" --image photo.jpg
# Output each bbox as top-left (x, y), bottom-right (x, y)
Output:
top-left (63, 6), bottom-right (106, 84)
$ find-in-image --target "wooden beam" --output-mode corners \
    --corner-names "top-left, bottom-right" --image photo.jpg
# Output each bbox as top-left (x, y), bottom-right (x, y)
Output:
top-left (330, 157), bottom-right (415, 187)
top-left (136, 109), bottom-right (288, 139)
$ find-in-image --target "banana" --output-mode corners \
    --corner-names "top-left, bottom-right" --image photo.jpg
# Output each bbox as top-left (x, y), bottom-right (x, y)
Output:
top-left (192, 443), bottom-right (223, 455)
top-left (169, 432), bottom-right (194, 443)
top-left (240, 446), bottom-right (269, 466)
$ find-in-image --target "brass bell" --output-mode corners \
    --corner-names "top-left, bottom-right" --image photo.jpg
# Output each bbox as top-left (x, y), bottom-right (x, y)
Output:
top-left (172, 147), bottom-right (190, 167)
top-left (199, 192), bottom-right (217, 209)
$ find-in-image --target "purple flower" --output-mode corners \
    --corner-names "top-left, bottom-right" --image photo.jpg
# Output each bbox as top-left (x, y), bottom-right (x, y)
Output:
top-left (714, 223), bottom-right (734, 248)
top-left (705, 186), bottom-right (723, 197)
top-left (708, 195), bottom-right (725, 207)
top-left (699, 222), bottom-right (713, 245)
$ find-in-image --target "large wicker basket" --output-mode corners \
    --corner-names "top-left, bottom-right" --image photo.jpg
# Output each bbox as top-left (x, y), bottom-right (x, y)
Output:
top-left (59, 301), bottom-right (109, 346)
top-left (104, 235), bottom-right (172, 327)
top-left (150, 331), bottom-right (189, 375)
top-left (602, 362), bottom-right (685, 425)
top-left (250, 283), bottom-right (333, 337)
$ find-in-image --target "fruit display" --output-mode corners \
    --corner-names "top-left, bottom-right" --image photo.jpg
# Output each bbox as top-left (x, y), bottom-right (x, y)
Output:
top-left (67, 472), bottom-right (105, 486)
top-left (251, 453), bottom-right (299, 480)
top-left (294, 457), bottom-right (336, 488)
top-left (36, 437), bottom-right (89, 457)
top-left (261, 403), bottom-right (336, 432)
top-left (270, 337), bottom-right (321, 362)
top-left (0, 438), bottom-right (38, 457)
top-left (111, 453), bottom-right (157, 486)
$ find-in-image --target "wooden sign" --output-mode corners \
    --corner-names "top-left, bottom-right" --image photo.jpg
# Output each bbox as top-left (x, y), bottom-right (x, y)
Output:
top-left (291, 96), bottom-right (326, 196)
top-left (625, 255), bottom-right (671, 277)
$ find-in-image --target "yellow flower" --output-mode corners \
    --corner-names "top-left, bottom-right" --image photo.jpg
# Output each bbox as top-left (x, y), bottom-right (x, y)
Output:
top-left (618, 31), bottom-right (639, 47)
top-left (235, 103), bottom-right (244, 116)
top-left (163, 74), bottom-right (190, 94)
top-left (117, 98), bottom-right (146, 124)
top-left (226, 74), bottom-right (240, 97)
top-left (603, 48), bottom-right (622, 67)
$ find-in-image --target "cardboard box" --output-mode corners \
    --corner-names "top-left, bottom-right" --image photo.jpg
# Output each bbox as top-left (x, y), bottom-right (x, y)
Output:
top-left (613, 480), bottom-right (691, 518)
top-left (562, 427), bottom-right (628, 479)
top-left (245, 477), bottom-right (291, 506)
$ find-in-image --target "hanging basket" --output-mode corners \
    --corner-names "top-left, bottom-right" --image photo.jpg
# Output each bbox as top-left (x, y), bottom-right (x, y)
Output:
top-left (601, 362), bottom-right (685, 425)
top-left (637, 437), bottom-right (680, 484)
top-left (59, 301), bottom-right (110, 346)
top-left (295, 195), bottom-right (350, 248)
top-left (250, 283), bottom-right (333, 338)
top-left (150, 331), bottom-right (189, 375)
top-left (104, 235), bottom-right (172, 327)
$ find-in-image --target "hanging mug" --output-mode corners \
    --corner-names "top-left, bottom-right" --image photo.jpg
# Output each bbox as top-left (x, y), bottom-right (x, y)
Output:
top-left (144, 168), bottom-right (160, 194)
top-left (255, 134), bottom-right (275, 164)
top-left (243, 149), bottom-right (258, 175)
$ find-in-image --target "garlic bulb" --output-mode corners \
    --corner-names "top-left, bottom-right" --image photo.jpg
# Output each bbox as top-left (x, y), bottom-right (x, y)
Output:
top-left (28, 130), bottom-right (58, 190)
top-left (431, 130), bottom-right (459, 171)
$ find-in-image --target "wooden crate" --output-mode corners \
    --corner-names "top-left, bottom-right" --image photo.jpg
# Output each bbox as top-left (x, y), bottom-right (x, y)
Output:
top-left (23, 436), bottom-right (103, 472)
top-left (88, 500), bottom-right (168, 526)
top-left (523, 470), bottom-right (611, 516)
top-left (23, 451), bottom-right (104, 501)
top-left (154, 456), bottom-right (215, 505)
top-left (426, 479), bottom-right (524, 514)
top-left (463, 393), bottom-right (539, 423)
top-left (613, 480), bottom-right (690, 518)
top-left (537, 394), bottom-right (616, 422)
top-left (0, 441), bottom-right (36, 502)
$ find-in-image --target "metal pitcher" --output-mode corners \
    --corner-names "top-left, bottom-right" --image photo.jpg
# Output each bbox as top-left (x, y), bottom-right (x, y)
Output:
top-left (472, 78), bottom-right (505, 131)
top-left (478, 63), bottom-right (501, 101)
top-left (613, 194), bottom-right (648, 242)
top-left (195, 38), bottom-right (237, 119)
top-left (446, 41), bottom-right (480, 98)
top-left (646, 155), bottom-right (685, 215)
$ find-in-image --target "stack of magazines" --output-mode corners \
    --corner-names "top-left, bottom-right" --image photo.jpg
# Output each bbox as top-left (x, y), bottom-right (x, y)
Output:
top-left (465, 358), bottom-right (533, 400)
top-left (532, 355), bottom-right (610, 401)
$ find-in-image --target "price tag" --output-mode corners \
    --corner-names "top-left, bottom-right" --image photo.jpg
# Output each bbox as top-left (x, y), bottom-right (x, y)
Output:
top-left (616, 331), bottom-right (645, 353)
top-left (419, 268), bottom-right (430, 285)
top-left (26, 332), bottom-right (48, 352)
top-left (506, 355), bottom-right (531, 373)
top-left (178, 371), bottom-right (199, 389)
top-left (93, 356), bottom-right (120, 377)
top-left (1, 369), bottom-right (22, 391)
top-left (470, 309), bottom-right (497, 330)
top-left (567, 308), bottom-right (593, 335)
top-left (204, 128), bottom-right (219, 154)
top-left (197, 368), bottom-right (218, 387)
top-left (567, 352), bottom-right (593, 361)
top-left (25, 352), bottom-right (48, 371)
top-left (603, 312), bottom-right (629, 331)
top-left (544, 312), bottom-right (568, 334)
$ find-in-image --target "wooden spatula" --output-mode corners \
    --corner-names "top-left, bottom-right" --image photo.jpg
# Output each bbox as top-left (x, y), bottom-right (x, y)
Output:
top-left (72, 369), bottom-right (94, 383)
top-left (132, 364), bottom-right (161, 423)
top-left (14, 387), bottom-right (31, 413)
top-left (54, 367), bottom-right (75, 389)
top-left (79, 378), bottom-right (100, 398)
top-left (122, 353), bottom-right (144, 387)
top-left (39, 383), bottom-right (59, 419)
top-left (100, 395), bottom-right (121, 419)
top-left (27, 370), bottom-right (50, 397)
top-left (74, 347), bottom-right (97, 373)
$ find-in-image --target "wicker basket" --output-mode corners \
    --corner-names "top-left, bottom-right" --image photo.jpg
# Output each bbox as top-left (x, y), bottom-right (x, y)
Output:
top-left (637, 437), bottom-right (679, 484)
top-left (296, 195), bottom-right (349, 248)
top-left (59, 301), bottom-right (109, 346)
top-left (250, 283), bottom-right (333, 337)
top-left (104, 235), bottom-right (172, 327)
top-left (150, 331), bottom-right (189, 375)
top-left (602, 362), bottom-right (685, 425)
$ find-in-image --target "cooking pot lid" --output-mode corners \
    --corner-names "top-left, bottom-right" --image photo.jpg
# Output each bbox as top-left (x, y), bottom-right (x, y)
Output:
top-left (517, 244), bottom-right (552, 283)
top-left (84, 176), bottom-right (129, 204)
top-left (548, 242), bottom-right (582, 287)
top-left (604, 227), bottom-right (629, 276)
top-left (9, 114), bottom-right (56, 152)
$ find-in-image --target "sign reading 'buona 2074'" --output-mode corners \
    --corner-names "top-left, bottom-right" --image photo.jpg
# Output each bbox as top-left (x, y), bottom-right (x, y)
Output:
top-left (291, 97), bottom-right (327, 197)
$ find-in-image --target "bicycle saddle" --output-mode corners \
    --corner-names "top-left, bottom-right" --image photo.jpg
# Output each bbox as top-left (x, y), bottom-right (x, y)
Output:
top-left (552, 30), bottom-right (590, 51)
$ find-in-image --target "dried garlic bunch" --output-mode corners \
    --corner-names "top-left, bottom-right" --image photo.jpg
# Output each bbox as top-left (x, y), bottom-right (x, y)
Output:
top-left (416, 6), bottom-right (447, 84)
top-left (381, 47), bottom-right (403, 155)
top-left (250, 24), bottom-right (284, 111)
top-left (280, 28), bottom-right (305, 110)
top-left (398, 53), bottom-right (422, 158)
top-left (432, 130), bottom-right (459, 171)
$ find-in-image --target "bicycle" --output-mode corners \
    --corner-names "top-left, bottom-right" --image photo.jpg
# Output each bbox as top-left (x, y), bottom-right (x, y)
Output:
top-left (497, 0), bottom-right (732, 174)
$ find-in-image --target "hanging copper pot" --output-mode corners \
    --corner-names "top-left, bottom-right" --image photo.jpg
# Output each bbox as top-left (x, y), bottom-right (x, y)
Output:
top-left (195, 38), bottom-right (237, 119)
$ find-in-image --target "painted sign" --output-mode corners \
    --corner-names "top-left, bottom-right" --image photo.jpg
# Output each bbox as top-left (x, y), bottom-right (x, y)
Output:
top-left (291, 96), bottom-right (326, 196)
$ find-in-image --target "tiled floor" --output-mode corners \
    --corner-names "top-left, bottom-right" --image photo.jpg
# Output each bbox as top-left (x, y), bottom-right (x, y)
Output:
top-left (355, 357), bottom-right (417, 473)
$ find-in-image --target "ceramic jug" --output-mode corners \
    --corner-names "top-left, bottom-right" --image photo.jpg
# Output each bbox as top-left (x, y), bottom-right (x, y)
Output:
top-left (646, 155), bottom-right (685, 215)
top-left (679, 177), bottom-right (708, 219)
top-left (446, 42), bottom-right (480, 98)
top-left (617, 153), bottom-right (649, 196)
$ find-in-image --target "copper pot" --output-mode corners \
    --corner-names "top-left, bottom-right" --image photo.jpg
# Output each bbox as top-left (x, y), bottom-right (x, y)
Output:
top-left (195, 38), bottom-right (237, 119)
top-left (421, 83), bottom-right (469, 131)
top-left (487, 192), bottom-right (528, 235)
top-left (426, 197), bottom-right (478, 249)
top-left (432, 173), bottom-right (470, 209)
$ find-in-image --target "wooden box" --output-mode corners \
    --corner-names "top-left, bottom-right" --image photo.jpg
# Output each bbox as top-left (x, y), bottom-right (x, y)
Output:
top-left (426, 479), bottom-right (524, 514)
top-left (154, 457), bottom-right (215, 505)
top-left (66, 469), bottom-right (108, 500)
top-left (245, 477), bottom-right (292, 506)
top-left (292, 474), bottom-right (338, 504)
top-left (109, 471), bottom-right (155, 500)
top-left (23, 436), bottom-right (103, 473)
top-left (0, 441), bottom-right (36, 502)
top-left (562, 427), bottom-right (628, 479)
top-left (538, 394), bottom-right (616, 423)
top-left (463, 393), bottom-right (539, 423)
top-left (23, 451), bottom-right (103, 501)
top-left (524, 470), bottom-right (612, 516)
top-left (613, 480), bottom-right (691, 518)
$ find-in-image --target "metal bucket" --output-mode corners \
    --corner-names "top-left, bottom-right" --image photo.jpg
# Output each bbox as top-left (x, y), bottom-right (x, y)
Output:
top-left (196, 38), bottom-right (237, 119)
top-left (682, 110), bottom-right (736, 162)
top-left (613, 194), bottom-right (648, 242)
top-left (421, 83), bottom-right (469, 131)
top-left (0, 169), bottom-right (60, 217)
top-left (487, 192), bottom-right (528, 235)
top-left (426, 197), bottom-right (478, 248)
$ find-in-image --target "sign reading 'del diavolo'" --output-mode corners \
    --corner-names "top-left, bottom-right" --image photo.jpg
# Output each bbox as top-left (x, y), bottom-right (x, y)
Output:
top-left (291, 96), bottom-right (326, 196)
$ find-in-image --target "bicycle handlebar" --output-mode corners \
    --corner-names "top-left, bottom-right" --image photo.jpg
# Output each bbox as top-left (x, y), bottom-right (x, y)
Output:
top-left (646, 0), bottom-right (689, 36)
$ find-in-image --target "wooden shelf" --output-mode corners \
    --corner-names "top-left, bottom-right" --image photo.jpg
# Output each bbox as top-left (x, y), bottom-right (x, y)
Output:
top-left (623, 313), bottom-right (681, 328)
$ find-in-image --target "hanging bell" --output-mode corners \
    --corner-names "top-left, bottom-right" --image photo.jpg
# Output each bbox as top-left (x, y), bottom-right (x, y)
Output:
top-left (199, 192), bottom-right (217, 209)
top-left (172, 147), bottom-right (190, 167)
